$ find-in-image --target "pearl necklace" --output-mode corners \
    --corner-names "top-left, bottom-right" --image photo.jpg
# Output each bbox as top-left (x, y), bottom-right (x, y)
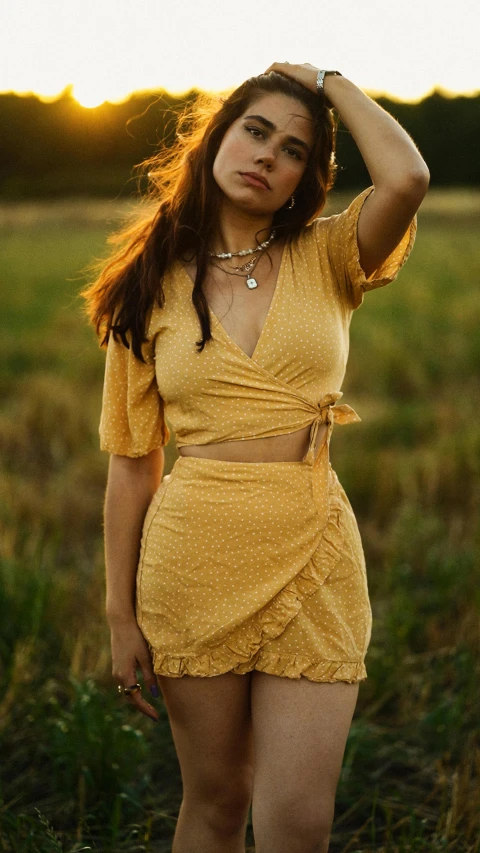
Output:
top-left (209, 230), bottom-right (276, 289)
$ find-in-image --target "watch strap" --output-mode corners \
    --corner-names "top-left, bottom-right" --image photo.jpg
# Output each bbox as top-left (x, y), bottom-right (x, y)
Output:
top-left (316, 70), bottom-right (342, 95)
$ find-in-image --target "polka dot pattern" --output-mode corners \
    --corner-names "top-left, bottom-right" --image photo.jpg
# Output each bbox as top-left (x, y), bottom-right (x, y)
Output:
top-left (99, 186), bottom-right (417, 682)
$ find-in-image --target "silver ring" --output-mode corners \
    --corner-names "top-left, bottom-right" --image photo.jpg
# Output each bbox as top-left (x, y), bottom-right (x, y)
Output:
top-left (118, 682), bottom-right (142, 697)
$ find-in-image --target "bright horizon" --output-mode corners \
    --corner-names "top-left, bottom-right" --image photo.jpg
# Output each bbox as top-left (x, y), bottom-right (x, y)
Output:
top-left (2, 0), bottom-right (480, 108)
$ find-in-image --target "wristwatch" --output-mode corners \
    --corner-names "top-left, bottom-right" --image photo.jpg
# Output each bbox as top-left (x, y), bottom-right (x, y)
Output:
top-left (316, 70), bottom-right (342, 95)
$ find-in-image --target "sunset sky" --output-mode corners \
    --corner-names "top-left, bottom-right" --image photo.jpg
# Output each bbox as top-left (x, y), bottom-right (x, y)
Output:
top-left (2, 0), bottom-right (479, 107)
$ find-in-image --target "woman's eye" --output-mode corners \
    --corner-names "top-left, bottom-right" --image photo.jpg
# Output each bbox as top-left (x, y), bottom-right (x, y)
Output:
top-left (245, 126), bottom-right (263, 138)
top-left (285, 147), bottom-right (302, 160)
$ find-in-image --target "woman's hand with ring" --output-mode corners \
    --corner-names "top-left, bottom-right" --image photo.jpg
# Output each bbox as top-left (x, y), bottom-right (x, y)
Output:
top-left (110, 617), bottom-right (160, 722)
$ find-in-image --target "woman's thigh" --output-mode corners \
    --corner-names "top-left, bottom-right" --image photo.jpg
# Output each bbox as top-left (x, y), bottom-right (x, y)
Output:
top-left (250, 673), bottom-right (358, 830)
top-left (158, 671), bottom-right (254, 803)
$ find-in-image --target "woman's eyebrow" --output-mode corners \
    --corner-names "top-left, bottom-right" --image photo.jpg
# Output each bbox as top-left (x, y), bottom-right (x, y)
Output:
top-left (243, 114), bottom-right (311, 152)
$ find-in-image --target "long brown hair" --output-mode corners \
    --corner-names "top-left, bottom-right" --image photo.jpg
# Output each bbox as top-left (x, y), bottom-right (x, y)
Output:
top-left (82, 72), bottom-right (338, 360)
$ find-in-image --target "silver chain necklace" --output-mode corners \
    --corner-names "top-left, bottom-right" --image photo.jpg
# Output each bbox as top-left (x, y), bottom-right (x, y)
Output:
top-left (208, 230), bottom-right (276, 289)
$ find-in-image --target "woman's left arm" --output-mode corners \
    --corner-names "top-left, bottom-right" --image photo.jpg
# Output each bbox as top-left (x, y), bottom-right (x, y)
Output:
top-left (266, 62), bottom-right (430, 277)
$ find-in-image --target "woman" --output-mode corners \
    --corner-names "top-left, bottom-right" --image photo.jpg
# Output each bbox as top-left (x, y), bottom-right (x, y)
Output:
top-left (84, 63), bottom-right (429, 853)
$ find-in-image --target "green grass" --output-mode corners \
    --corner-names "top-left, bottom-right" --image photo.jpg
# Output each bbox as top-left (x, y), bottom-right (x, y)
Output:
top-left (0, 191), bottom-right (479, 852)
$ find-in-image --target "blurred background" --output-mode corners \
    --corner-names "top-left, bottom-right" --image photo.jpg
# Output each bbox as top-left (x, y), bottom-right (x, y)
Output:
top-left (0, 1), bottom-right (479, 851)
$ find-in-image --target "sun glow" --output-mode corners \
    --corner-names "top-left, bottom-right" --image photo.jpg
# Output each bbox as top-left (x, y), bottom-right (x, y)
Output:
top-left (72, 83), bottom-right (108, 109)
top-left (71, 76), bottom-right (143, 109)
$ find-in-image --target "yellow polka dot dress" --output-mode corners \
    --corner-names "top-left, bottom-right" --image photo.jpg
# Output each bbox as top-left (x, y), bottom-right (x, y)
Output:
top-left (99, 187), bottom-right (417, 682)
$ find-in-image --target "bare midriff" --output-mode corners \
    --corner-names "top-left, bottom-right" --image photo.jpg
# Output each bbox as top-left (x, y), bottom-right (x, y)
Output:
top-left (178, 422), bottom-right (327, 463)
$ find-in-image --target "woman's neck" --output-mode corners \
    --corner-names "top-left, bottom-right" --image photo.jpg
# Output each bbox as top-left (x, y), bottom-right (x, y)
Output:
top-left (211, 202), bottom-right (274, 256)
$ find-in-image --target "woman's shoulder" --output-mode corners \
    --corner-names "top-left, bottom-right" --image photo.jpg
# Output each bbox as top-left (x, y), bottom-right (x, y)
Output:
top-left (294, 188), bottom-right (376, 252)
top-left (145, 260), bottom-right (190, 335)
top-left (290, 212), bottom-right (335, 257)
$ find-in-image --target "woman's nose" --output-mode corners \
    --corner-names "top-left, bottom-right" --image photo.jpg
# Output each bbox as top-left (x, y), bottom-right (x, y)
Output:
top-left (254, 145), bottom-right (276, 167)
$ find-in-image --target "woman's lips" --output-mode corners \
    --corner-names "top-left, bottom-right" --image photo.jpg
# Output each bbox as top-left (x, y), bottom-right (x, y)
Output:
top-left (240, 172), bottom-right (271, 190)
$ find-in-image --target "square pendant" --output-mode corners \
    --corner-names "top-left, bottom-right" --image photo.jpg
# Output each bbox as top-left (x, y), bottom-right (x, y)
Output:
top-left (246, 278), bottom-right (258, 289)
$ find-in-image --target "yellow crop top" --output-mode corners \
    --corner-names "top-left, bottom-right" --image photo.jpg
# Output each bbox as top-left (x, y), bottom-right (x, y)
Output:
top-left (99, 186), bottom-right (417, 465)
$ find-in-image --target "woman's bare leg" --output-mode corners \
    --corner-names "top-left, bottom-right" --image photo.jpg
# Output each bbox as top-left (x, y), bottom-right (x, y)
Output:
top-left (250, 673), bottom-right (359, 853)
top-left (158, 671), bottom-right (254, 853)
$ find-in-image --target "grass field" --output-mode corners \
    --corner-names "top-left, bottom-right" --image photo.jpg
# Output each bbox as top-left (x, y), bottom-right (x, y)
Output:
top-left (0, 190), bottom-right (479, 852)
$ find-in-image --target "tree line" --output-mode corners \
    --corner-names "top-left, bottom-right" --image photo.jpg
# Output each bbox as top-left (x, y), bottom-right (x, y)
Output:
top-left (2, 86), bottom-right (479, 198)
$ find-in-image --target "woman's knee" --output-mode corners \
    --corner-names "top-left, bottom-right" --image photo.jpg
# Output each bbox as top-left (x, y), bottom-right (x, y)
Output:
top-left (253, 794), bottom-right (334, 851)
top-left (185, 768), bottom-right (253, 835)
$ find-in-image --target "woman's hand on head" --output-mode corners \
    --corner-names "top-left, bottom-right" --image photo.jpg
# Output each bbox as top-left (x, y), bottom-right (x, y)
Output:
top-left (264, 62), bottom-right (319, 95)
top-left (110, 618), bottom-right (160, 722)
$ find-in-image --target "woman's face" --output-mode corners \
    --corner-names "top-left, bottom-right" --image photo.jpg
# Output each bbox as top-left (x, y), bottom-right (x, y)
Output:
top-left (212, 92), bottom-right (314, 217)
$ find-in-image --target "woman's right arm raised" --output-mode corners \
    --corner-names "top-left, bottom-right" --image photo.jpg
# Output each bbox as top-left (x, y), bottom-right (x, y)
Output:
top-left (104, 448), bottom-right (164, 721)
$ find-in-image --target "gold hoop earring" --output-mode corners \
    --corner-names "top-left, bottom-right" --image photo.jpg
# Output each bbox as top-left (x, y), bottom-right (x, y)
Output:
top-left (286, 195), bottom-right (295, 210)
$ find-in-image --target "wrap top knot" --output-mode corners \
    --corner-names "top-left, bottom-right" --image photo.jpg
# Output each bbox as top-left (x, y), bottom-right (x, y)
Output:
top-left (303, 392), bottom-right (361, 468)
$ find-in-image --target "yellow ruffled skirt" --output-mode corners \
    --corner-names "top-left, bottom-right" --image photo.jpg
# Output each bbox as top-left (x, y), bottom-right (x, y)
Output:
top-left (136, 455), bottom-right (372, 682)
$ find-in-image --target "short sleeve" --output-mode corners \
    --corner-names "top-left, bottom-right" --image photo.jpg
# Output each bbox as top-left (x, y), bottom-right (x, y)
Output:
top-left (319, 186), bottom-right (417, 310)
top-left (99, 331), bottom-right (170, 457)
